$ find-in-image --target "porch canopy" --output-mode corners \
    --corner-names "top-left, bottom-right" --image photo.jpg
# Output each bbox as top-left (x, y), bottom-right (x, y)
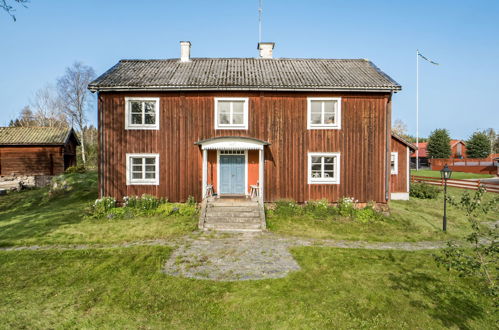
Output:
top-left (194, 136), bottom-right (270, 151)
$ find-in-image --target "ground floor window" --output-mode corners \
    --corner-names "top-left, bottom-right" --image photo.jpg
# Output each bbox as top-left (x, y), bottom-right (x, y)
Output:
top-left (391, 152), bottom-right (398, 175)
top-left (308, 152), bottom-right (340, 184)
top-left (126, 153), bottom-right (159, 185)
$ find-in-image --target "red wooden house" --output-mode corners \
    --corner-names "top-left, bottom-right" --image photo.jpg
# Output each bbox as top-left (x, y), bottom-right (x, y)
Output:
top-left (0, 127), bottom-right (79, 176)
top-left (390, 133), bottom-right (416, 200)
top-left (89, 42), bottom-right (405, 204)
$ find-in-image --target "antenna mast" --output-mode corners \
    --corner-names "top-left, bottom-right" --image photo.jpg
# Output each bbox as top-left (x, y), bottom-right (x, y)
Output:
top-left (258, 0), bottom-right (263, 43)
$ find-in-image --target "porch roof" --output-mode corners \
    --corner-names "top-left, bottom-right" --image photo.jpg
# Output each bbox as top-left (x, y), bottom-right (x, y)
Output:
top-left (195, 136), bottom-right (270, 150)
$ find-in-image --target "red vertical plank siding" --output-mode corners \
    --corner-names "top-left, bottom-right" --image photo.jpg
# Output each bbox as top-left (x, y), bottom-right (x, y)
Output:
top-left (390, 137), bottom-right (409, 193)
top-left (99, 91), bottom-right (390, 203)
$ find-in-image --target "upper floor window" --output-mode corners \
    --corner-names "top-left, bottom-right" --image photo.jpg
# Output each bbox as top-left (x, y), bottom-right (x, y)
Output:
top-left (390, 152), bottom-right (398, 175)
top-left (307, 97), bottom-right (341, 129)
top-left (125, 97), bottom-right (160, 130)
top-left (214, 98), bottom-right (248, 130)
top-left (126, 153), bottom-right (159, 185)
top-left (308, 152), bottom-right (340, 184)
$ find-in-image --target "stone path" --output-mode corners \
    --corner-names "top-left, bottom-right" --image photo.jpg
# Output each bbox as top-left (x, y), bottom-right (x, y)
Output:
top-left (0, 232), bottom-right (449, 281)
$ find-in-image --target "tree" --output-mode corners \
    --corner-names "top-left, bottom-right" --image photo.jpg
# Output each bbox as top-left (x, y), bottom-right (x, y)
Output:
top-left (57, 62), bottom-right (96, 165)
top-left (484, 128), bottom-right (497, 155)
top-left (30, 84), bottom-right (69, 128)
top-left (1, 0), bottom-right (28, 21)
top-left (427, 129), bottom-right (451, 159)
top-left (392, 119), bottom-right (408, 137)
top-left (9, 105), bottom-right (36, 127)
top-left (466, 131), bottom-right (491, 159)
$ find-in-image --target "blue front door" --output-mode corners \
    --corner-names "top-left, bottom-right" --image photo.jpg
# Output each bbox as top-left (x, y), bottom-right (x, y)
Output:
top-left (220, 154), bottom-right (245, 194)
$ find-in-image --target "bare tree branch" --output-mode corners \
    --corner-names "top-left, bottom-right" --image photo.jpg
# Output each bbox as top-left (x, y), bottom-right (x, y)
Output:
top-left (1, 0), bottom-right (29, 21)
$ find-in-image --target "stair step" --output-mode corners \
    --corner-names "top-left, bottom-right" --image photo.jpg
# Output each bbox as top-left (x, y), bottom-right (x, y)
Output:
top-left (206, 211), bottom-right (260, 218)
top-left (205, 217), bottom-right (262, 223)
top-left (204, 222), bottom-right (262, 231)
top-left (210, 202), bottom-right (258, 207)
top-left (207, 206), bottom-right (259, 212)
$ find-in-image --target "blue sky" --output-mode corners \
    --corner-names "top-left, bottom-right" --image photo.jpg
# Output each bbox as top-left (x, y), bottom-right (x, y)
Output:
top-left (1, 0), bottom-right (498, 139)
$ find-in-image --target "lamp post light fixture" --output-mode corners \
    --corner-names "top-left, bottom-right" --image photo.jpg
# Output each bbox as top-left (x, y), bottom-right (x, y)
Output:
top-left (440, 164), bottom-right (453, 232)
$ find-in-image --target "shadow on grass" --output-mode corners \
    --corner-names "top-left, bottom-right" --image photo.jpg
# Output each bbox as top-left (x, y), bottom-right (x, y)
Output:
top-left (0, 174), bottom-right (97, 246)
top-left (387, 253), bottom-right (484, 329)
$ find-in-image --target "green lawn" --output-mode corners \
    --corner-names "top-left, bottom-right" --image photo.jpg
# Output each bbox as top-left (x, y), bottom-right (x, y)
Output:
top-left (411, 169), bottom-right (494, 179)
top-left (267, 187), bottom-right (498, 242)
top-left (0, 246), bottom-right (495, 329)
top-left (0, 172), bottom-right (197, 247)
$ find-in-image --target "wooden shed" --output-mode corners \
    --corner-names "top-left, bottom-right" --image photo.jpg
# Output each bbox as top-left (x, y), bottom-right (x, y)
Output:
top-left (390, 133), bottom-right (417, 200)
top-left (0, 127), bottom-right (80, 176)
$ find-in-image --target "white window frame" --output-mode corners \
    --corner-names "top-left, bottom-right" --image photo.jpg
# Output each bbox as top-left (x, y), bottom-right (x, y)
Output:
top-left (214, 97), bottom-right (249, 130)
top-left (308, 152), bottom-right (340, 184)
top-left (391, 152), bottom-right (398, 175)
top-left (126, 153), bottom-right (160, 185)
top-left (125, 97), bottom-right (160, 130)
top-left (307, 97), bottom-right (341, 130)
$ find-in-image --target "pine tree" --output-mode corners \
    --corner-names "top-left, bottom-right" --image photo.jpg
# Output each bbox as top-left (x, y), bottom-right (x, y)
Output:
top-left (427, 129), bottom-right (451, 159)
top-left (466, 131), bottom-right (491, 158)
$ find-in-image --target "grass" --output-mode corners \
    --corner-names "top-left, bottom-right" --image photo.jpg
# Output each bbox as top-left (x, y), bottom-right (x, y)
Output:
top-left (411, 169), bottom-right (494, 179)
top-left (267, 187), bottom-right (499, 242)
top-left (0, 246), bottom-right (495, 329)
top-left (0, 172), bottom-right (197, 247)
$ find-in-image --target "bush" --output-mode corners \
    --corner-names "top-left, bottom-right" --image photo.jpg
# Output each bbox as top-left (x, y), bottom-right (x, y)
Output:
top-left (123, 194), bottom-right (165, 211)
top-left (272, 200), bottom-right (303, 217)
top-left (303, 199), bottom-right (336, 219)
top-left (337, 197), bottom-right (358, 217)
top-left (91, 197), bottom-right (117, 218)
top-left (65, 165), bottom-right (86, 174)
top-left (355, 205), bottom-right (384, 223)
top-left (156, 203), bottom-right (198, 217)
top-left (410, 183), bottom-right (441, 199)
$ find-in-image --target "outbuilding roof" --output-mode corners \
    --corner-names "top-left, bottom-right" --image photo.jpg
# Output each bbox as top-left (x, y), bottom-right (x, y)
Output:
top-left (88, 58), bottom-right (401, 92)
top-left (0, 127), bottom-right (80, 146)
top-left (392, 133), bottom-right (417, 151)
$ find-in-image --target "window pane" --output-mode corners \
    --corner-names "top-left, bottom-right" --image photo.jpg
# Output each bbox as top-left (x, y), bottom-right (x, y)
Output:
top-left (232, 113), bottom-right (243, 125)
top-left (324, 157), bottom-right (335, 164)
top-left (145, 158), bottom-right (155, 165)
top-left (324, 164), bottom-right (335, 171)
top-left (311, 164), bottom-right (321, 171)
top-left (144, 101), bottom-right (156, 113)
top-left (310, 113), bottom-right (321, 125)
top-left (232, 101), bottom-right (244, 114)
top-left (132, 165), bottom-right (142, 172)
top-left (131, 114), bottom-right (142, 124)
top-left (131, 101), bottom-right (142, 113)
top-left (311, 156), bottom-right (322, 164)
top-left (132, 172), bottom-right (142, 179)
top-left (132, 158), bottom-right (142, 165)
top-left (145, 172), bottom-right (156, 179)
top-left (144, 114), bottom-right (155, 124)
top-left (323, 100), bottom-right (335, 113)
top-left (218, 101), bottom-right (230, 124)
top-left (310, 101), bottom-right (322, 113)
top-left (324, 113), bottom-right (335, 124)
top-left (324, 171), bottom-right (335, 178)
top-left (311, 171), bottom-right (322, 178)
top-left (145, 165), bottom-right (155, 172)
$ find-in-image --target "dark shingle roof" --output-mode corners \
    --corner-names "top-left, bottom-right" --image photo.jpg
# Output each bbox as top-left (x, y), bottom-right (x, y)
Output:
top-left (0, 127), bottom-right (79, 145)
top-left (88, 58), bottom-right (401, 92)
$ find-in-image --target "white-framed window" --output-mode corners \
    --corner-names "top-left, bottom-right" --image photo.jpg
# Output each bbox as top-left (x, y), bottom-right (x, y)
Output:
top-left (125, 97), bottom-right (160, 130)
top-left (214, 97), bottom-right (249, 130)
top-left (307, 97), bottom-right (341, 129)
top-left (390, 152), bottom-right (398, 175)
top-left (126, 153), bottom-right (159, 185)
top-left (308, 152), bottom-right (340, 184)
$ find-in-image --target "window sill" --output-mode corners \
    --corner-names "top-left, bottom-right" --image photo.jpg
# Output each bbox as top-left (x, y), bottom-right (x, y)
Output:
top-left (307, 125), bottom-right (341, 130)
top-left (308, 180), bottom-right (340, 185)
top-left (125, 125), bottom-right (160, 130)
top-left (126, 181), bottom-right (159, 186)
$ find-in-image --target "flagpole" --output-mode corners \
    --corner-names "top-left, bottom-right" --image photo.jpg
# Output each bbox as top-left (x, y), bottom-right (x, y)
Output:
top-left (416, 49), bottom-right (419, 171)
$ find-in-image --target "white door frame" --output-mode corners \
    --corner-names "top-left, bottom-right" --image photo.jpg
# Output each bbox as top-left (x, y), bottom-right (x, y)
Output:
top-left (216, 150), bottom-right (248, 196)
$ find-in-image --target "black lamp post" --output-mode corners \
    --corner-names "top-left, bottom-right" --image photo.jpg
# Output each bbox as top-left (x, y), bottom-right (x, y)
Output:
top-left (440, 164), bottom-right (453, 232)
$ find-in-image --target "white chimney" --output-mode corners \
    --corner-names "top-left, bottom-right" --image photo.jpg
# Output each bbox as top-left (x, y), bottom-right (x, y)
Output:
top-left (180, 41), bottom-right (191, 62)
top-left (257, 42), bottom-right (275, 59)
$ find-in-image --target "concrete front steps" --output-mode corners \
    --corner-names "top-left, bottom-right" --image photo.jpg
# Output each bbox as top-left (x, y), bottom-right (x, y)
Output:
top-left (199, 198), bottom-right (266, 232)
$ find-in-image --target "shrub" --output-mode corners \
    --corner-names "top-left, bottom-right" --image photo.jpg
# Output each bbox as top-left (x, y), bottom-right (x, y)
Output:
top-left (123, 194), bottom-right (165, 211)
top-left (186, 195), bottom-right (196, 206)
top-left (410, 183), bottom-right (441, 199)
top-left (355, 206), bottom-right (384, 223)
top-left (92, 197), bottom-right (117, 218)
top-left (156, 203), bottom-right (198, 217)
top-left (337, 197), bottom-right (357, 217)
top-left (65, 165), bottom-right (86, 174)
top-left (303, 199), bottom-right (336, 219)
top-left (272, 199), bottom-right (302, 217)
